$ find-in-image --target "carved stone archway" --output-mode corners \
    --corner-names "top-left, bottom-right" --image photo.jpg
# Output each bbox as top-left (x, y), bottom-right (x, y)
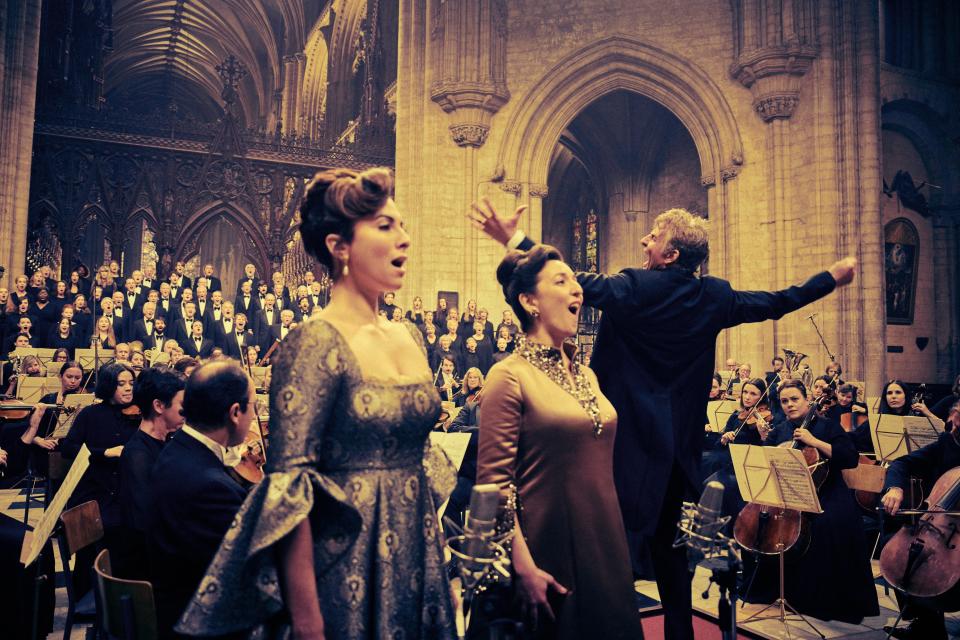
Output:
top-left (495, 36), bottom-right (744, 191)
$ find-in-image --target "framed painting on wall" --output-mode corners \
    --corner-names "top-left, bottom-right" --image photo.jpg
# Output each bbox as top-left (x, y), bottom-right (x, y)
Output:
top-left (884, 218), bottom-right (919, 325)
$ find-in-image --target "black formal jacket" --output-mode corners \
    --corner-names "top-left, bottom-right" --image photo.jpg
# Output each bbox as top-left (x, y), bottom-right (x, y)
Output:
top-left (519, 234), bottom-right (836, 534)
top-left (146, 430), bottom-right (247, 638)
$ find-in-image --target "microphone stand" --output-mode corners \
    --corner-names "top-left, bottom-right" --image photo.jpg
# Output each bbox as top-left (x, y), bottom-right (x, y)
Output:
top-left (701, 537), bottom-right (743, 640)
top-left (806, 314), bottom-right (837, 364)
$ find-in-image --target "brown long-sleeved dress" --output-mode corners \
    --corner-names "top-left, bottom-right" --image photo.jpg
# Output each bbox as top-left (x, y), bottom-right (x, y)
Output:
top-left (478, 346), bottom-right (643, 639)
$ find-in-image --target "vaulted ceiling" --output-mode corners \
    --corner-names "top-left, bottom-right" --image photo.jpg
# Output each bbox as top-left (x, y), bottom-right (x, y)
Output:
top-left (104, 0), bottom-right (326, 127)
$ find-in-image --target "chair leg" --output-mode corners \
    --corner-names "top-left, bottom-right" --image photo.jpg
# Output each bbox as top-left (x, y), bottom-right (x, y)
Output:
top-left (23, 477), bottom-right (34, 524)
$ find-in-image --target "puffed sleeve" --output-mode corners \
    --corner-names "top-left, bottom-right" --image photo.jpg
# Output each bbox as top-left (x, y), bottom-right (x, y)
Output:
top-left (176, 320), bottom-right (363, 637)
top-left (476, 361), bottom-right (523, 514)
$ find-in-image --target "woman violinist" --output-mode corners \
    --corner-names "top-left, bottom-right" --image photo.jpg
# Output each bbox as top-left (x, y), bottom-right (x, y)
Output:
top-left (702, 378), bottom-right (771, 486)
top-left (60, 362), bottom-right (138, 595)
top-left (19, 361), bottom-right (85, 468)
top-left (878, 400), bottom-right (960, 640)
top-left (747, 379), bottom-right (879, 623)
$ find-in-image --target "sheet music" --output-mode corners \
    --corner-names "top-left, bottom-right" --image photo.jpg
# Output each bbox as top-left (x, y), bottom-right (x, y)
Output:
top-left (870, 414), bottom-right (945, 461)
top-left (429, 432), bottom-right (472, 471)
top-left (904, 416), bottom-right (944, 450)
top-left (729, 444), bottom-right (822, 513)
top-left (22, 445), bottom-right (91, 566)
top-left (765, 447), bottom-right (823, 513)
top-left (706, 400), bottom-right (739, 433)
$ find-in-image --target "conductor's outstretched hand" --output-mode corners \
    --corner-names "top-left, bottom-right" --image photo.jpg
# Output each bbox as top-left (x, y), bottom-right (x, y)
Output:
top-left (828, 257), bottom-right (857, 287)
top-left (468, 198), bottom-right (527, 246)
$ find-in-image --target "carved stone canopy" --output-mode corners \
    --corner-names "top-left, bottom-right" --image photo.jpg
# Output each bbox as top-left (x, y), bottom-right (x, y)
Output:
top-left (730, 43), bottom-right (819, 122)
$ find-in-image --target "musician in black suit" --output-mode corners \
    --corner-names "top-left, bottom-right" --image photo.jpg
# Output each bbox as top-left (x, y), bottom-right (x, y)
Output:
top-left (255, 293), bottom-right (280, 341)
top-left (212, 302), bottom-right (237, 347)
top-left (234, 280), bottom-right (259, 319)
top-left (197, 264), bottom-right (222, 294)
top-left (146, 361), bottom-right (253, 638)
top-left (181, 320), bottom-right (215, 359)
top-left (131, 302), bottom-right (159, 346)
top-left (141, 264), bottom-right (161, 291)
top-left (104, 295), bottom-right (128, 343)
top-left (156, 283), bottom-right (176, 319)
top-left (264, 309), bottom-right (296, 356)
top-left (235, 263), bottom-right (259, 297)
top-left (222, 313), bottom-right (255, 360)
top-left (143, 316), bottom-right (176, 359)
top-left (171, 260), bottom-right (192, 293)
top-left (172, 302), bottom-right (200, 345)
top-left (472, 200), bottom-right (857, 640)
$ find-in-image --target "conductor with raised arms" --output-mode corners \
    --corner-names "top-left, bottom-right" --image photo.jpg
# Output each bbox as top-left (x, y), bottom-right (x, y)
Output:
top-left (470, 199), bottom-right (856, 640)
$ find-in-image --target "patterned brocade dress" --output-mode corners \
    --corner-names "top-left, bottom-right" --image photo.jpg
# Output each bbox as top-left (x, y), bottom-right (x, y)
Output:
top-left (177, 319), bottom-right (457, 639)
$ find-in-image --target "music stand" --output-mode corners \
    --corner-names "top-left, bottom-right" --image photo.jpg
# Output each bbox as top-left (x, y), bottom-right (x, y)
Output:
top-left (729, 444), bottom-right (825, 638)
top-left (17, 377), bottom-right (57, 403)
top-left (707, 400), bottom-right (739, 433)
top-left (869, 413), bottom-right (944, 463)
top-left (75, 348), bottom-right (113, 374)
top-left (248, 365), bottom-right (269, 391)
top-left (48, 394), bottom-right (96, 440)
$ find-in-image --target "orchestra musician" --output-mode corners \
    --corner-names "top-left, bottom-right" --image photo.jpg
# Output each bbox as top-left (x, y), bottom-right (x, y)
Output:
top-left (435, 354), bottom-right (460, 402)
top-left (746, 379), bottom-right (879, 623)
top-left (17, 361), bottom-right (84, 476)
top-left (117, 367), bottom-right (186, 579)
top-left (145, 361), bottom-right (252, 639)
top-left (880, 400), bottom-right (960, 640)
top-left (60, 362), bottom-right (139, 596)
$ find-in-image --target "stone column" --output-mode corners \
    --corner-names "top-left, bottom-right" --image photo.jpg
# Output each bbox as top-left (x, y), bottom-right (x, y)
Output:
top-left (729, 0), bottom-right (818, 370)
top-left (0, 0), bottom-right (42, 288)
top-left (425, 0), bottom-right (509, 305)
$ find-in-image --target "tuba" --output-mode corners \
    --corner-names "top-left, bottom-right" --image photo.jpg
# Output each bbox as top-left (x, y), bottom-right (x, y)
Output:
top-left (782, 348), bottom-right (808, 375)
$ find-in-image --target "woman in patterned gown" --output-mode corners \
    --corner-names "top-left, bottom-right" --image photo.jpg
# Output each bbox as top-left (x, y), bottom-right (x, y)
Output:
top-left (476, 245), bottom-right (643, 639)
top-left (177, 168), bottom-right (457, 639)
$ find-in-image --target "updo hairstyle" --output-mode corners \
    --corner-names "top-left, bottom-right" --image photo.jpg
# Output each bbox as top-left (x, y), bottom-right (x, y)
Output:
top-left (496, 244), bottom-right (564, 332)
top-left (299, 167), bottom-right (394, 278)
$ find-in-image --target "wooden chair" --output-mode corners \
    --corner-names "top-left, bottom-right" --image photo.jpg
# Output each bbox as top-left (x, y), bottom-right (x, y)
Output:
top-left (94, 549), bottom-right (158, 640)
top-left (58, 500), bottom-right (104, 640)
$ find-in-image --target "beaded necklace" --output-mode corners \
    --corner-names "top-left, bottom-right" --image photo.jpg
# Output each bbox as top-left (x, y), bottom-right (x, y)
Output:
top-left (514, 335), bottom-right (604, 438)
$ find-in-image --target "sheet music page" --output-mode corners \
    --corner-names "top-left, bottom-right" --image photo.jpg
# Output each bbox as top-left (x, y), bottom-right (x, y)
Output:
top-left (903, 415), bottom-right (944, 450)
top-left (429, 432), bottom-right (472, 471)
top-left (764, 447), bottom-right (823, 513)
top-left (706, 400), bottom-right (738, 433)
top-left (729, 444), bottom-right (780, 505)
top-left (21, 445), bottom-right (91, 566)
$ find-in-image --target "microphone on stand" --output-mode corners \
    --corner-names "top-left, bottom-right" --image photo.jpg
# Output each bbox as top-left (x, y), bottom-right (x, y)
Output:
top-left (444, 484), bottom-right (513, 620)
top-left (675, 480), bottom-right (728, 573)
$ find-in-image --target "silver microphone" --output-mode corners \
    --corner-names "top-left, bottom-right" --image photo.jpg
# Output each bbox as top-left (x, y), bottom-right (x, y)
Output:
top-left (458, 484), bottom-right (500, 591)
top-left (682, 480), bottom-right (726, 573)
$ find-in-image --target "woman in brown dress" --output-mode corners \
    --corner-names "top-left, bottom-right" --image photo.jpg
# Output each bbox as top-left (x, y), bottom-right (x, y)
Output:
top-left (478, 245), bottom-right (643, 639)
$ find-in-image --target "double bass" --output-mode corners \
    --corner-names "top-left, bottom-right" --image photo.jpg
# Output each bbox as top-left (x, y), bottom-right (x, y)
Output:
top-left (733, 390), bottom-right (834, 556)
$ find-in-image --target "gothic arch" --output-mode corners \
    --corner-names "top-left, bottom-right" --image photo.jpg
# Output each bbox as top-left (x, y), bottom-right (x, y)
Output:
top-left (301, 8), bottom-right (333, 139)
top-left (175, 201), bottom-right (271, 275)
top-left (324, 0), bottom-right (368, 135)
top-left (495, 36), bottom-right (744, 188)
top-left (881, 99), bottom-right (960, 213)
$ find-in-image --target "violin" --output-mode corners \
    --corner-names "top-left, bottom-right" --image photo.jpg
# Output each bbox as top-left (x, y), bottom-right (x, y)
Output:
top-left (0, 401), bottom-right (35, 422)
top-left (880, 465), bottom-right (960, 605)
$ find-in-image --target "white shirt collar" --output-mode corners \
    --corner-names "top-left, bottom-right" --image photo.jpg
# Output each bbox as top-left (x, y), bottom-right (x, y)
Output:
top-left (181, 424), bottom-right (242, 467)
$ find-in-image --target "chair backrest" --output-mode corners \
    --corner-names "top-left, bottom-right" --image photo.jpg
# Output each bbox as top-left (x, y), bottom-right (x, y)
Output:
top-left (94, 550), bottom-right (158, 640)
top-left (47, 451), bottom-right (69, 482)
top-left (59, 500), bottom-right (104, 556)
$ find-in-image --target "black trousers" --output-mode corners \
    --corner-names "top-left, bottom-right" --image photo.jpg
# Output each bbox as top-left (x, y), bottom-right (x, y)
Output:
top-left (633, 463), bottom-right (695, 640)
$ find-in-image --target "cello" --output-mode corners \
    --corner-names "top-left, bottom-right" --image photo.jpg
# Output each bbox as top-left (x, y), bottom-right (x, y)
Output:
top-left (733, 387), bottom-right (835, 556)
top-left (880, 464), bottom-right (960, 604)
